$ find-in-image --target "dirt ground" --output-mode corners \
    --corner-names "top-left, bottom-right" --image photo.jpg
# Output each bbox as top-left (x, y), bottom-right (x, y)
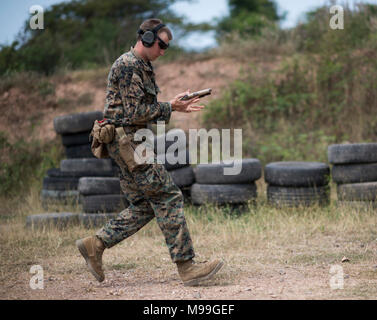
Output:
top-left (2, 223), bottom-right (377, 301)
top-left (2, 252), bottom-right (377, 300)
top-left (0, 264), bottom-right (358, 300)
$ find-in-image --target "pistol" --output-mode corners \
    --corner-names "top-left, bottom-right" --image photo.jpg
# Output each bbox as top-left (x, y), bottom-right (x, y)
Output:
top-left (179, 88), bottom-right (212, 101)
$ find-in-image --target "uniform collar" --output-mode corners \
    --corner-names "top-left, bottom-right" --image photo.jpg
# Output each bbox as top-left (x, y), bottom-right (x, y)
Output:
top-left (130, 47), bottom-right (154, 73)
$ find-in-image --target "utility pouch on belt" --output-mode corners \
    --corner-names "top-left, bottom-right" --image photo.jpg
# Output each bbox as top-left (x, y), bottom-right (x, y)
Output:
top-left (116, 127), bottom-right (150, 172)
top-left (90, 120), bottom-right (115, 159)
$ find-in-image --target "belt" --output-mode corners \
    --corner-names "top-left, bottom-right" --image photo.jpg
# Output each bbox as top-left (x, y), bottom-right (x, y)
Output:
top-left (102, 118), bottom-right (144, 132)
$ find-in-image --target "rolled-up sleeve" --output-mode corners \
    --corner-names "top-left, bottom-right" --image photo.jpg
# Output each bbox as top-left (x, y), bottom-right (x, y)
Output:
top-left (118, 67), bottom-right (171, 125)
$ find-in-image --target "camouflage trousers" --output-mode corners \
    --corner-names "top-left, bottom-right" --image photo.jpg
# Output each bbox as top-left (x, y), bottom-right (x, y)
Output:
top-left (96, 134), bottom-right (195, 263)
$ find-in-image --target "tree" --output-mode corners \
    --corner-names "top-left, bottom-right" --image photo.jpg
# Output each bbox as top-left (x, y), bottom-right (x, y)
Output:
top-left (216, 0), bottom-right (282, 39)
top-left (229, 0), bottom-right (280, 21)
top-left (0, 0), bottom-right (199, 75)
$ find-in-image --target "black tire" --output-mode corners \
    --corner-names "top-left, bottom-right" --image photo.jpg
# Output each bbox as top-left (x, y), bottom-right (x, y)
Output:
top-left (154, 129), bottom-right (187, 154)
top-left (264, 162), bottom-right (330, 187)
top-left (26, 213), bottom-right (80, 230)
top-left (46, 167), bottom-right (116, 178)
top-left (47, 168), bottom-right (77, 178)
top-left (328, 143), bottom-right (377, 164)
top-left (158, 149), bottom-right (190, 171)
top-left (78, 177), bottom-right (121, 195)
top-left (53, 111), bottom-right (103, 134)
top-left (332, 163), bottom-right (377, 184)
top-left (40, 190), bottom-right (81, 210)
top-left (190, 183), bottom-right (257, 205)
top-left (60, 159), bottom-right (113, 175)
top-left (82, 194), bottom-right (129, 213)
top-left (40, 189), bottom-right (80, 200)
top-left (79, 213), bottom-right (118, 229)
top-left (169, 166), bottom-right (195, 188)
top-left (42, 176), bottom-right (79, 191)
top-left (111, 158), bottom-right (118, 167)
top-left (61, 131), bottom-right (91, 147)
top-left (180, 186), bottom-right (192, 204)
top-left (194, 159), bottom-right (261, 184)
top-left (65, 144), bottom-right (94, 159)
top-left (267, 185), bottom-right (330, 207)
top-left (337, 182), bottom-right (377, 201)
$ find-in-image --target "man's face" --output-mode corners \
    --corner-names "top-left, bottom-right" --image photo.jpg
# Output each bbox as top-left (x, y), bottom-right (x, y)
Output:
top-left (146, 31), bottom-right (170, 61)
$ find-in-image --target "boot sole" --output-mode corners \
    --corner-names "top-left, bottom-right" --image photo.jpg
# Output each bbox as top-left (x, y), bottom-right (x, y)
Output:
top-left (76, 239), bottom-right (104, 283)
top-left (183, 261), bottom-right (224, 287)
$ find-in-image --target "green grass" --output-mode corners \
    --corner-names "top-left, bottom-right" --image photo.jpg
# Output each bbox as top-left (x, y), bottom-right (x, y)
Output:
top-left (1, 187), bottom-right (377, 298)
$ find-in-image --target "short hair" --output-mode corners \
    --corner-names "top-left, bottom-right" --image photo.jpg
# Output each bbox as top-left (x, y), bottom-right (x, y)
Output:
top-left (137, 18), bottom-right (173, 41)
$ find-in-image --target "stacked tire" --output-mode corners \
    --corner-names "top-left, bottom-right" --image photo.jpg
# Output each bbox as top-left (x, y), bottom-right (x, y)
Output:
top-left (328, 143), bottom-right (377, 209)
top-left (190, 159), bottom-right (261, 210)
top-left (41, 168), bottom-right (80, 209)
top-left (264, 162), bottom-right (331, 207)
top-left (53, 111), bottom-right (103, 159)
top-left (154, 129), bottom-right (195, 203)
top-left (78, 176), bottom-right (128, 213)
top-left (41, 157), bottom-right (119, 209)
top-left (34, 159), bottom-right (120, 229)
top-left (41, 111), bottom-right (119, 209)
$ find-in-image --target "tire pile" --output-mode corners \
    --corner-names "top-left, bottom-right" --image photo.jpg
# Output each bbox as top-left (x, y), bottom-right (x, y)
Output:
top-left (190, 159), bottom-right (261, 210)
top-left (54, 111), bottom-right (103, 159)
top-left (154, 129), bottom-right (195, 202)
top-left (40, 112), bottom-right (103, 210)
top-left (328, 143), bottom-right (377, 209)
top-left (264, 161), bottom-right (331, 207)
top-left (65, 158), bottom-right (120, 228)
top-left (78, 176), bottom-right (127, 214)
top-left (40, 111), bottom-right (120, 210)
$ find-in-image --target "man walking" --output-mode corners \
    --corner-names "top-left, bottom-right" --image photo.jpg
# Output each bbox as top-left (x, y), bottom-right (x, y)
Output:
top-left (76, 18), bottom-right (223, 286)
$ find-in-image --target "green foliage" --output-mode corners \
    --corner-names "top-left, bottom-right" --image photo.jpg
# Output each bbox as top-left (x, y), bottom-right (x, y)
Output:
top-left (228, 0), bottom-right (280, 21)
top-left (204, 4), bottom-right (377, 164)
top-left (295, 3), bottom-right (377, 53)
top-left (37, 80), bottom-right (56, 97)
top-left (0, 0), bottom-right (196, 75)
top-left (0, 42), bottom-right (22, 75)
top-left (252, 126), bottom-right (337, 164)
top-left (217, 10), bottom-right (278, 39)
top-left (0, 132), bottom-right (64, 196)
top-left (216, 0), bottom-right (281, 40)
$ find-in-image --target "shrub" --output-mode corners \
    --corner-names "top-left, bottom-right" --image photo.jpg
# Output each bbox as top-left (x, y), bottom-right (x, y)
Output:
top-left (203, 4), bottom-right (377, 164)
top-left (0, 132), bottom-right (63, 196)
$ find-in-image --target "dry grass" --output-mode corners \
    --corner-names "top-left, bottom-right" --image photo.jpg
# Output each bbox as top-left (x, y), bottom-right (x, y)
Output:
top-left (1, 182), bottom-right (377, 299)
top-left (210, 29), bottom-right (296, 64)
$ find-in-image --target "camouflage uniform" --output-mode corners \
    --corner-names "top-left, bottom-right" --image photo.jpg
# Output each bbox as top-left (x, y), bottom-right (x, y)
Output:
top-left (96, 48), bottom-right (195, 263)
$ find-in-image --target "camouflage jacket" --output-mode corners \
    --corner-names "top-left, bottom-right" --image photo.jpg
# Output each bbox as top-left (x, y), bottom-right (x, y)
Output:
top-left (103, 47), bottom-right (171, 130)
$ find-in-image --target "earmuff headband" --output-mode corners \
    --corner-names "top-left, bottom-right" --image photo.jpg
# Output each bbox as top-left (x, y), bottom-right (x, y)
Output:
top-left (138, 23), bottom-right (166, 48)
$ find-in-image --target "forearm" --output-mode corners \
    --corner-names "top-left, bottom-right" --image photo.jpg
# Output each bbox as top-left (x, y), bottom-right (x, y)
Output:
top-left (122, 98), bottom-right (172, 125)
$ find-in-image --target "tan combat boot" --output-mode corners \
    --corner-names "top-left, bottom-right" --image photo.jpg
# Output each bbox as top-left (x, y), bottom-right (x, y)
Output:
top-left (76, 236), bottom-right (105, 282)
top-left (177, 259), bottom-right (224, 286)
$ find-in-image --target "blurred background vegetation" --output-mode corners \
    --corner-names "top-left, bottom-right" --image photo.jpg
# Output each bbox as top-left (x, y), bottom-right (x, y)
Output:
top-left (204, 1), bottom-right (377, 164)
top-left (1, 0), bottom-right (377, 197)
top-left (0, 0), bottom-right (212, 74)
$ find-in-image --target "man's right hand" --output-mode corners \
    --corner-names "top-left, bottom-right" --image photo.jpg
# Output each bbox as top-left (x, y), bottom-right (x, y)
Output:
top-left (169, 90), bottom-right (205, 113)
